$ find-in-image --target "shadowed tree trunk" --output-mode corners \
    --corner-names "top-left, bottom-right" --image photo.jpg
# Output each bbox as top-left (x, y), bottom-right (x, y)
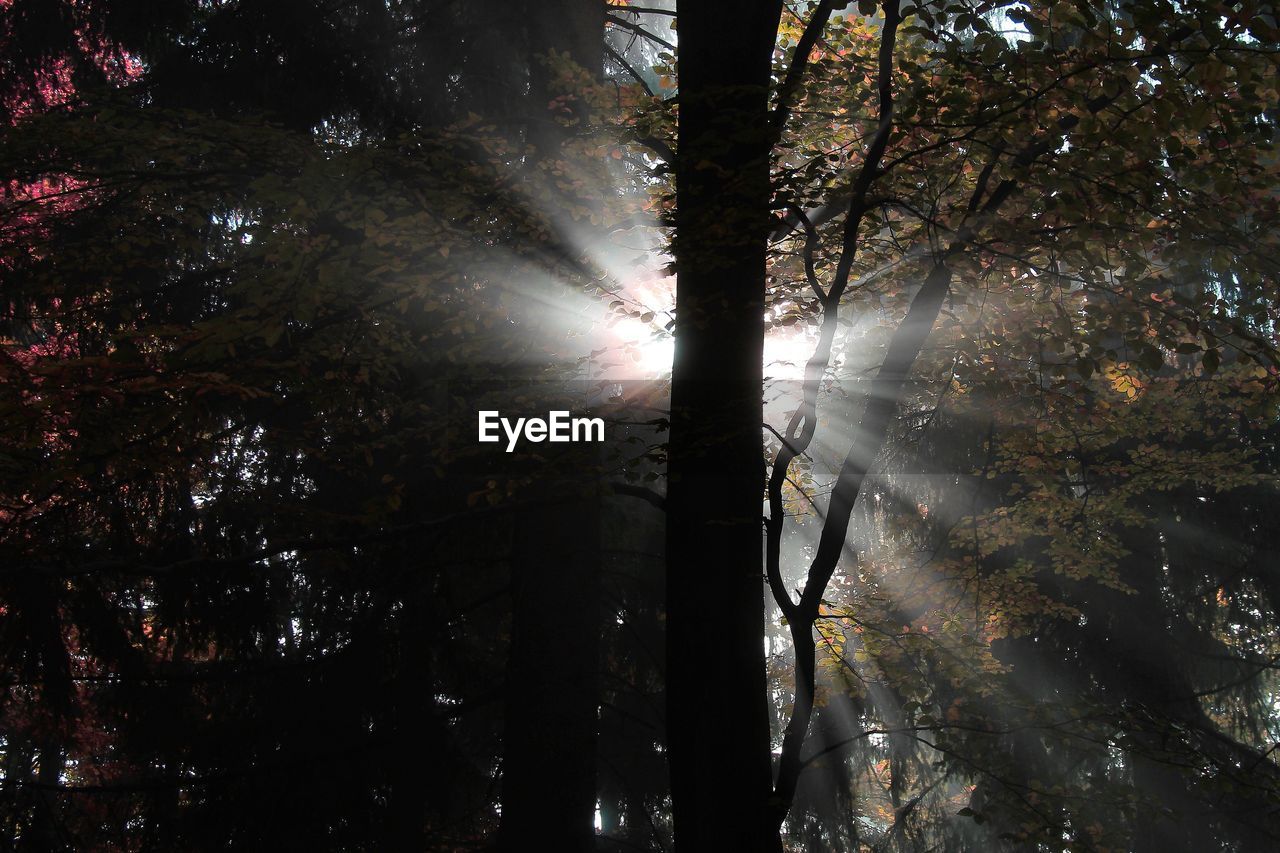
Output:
top-left (497, 2), bottom-right (607, 850)
top-left (499, 490), bottom-right (603, 852)
top-left (665, 2), bottom-right (783, 850)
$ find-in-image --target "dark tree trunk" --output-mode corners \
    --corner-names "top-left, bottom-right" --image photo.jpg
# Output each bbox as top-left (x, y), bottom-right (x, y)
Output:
top-left (497, 3), bottom-right (607, 849)
top-left (388, 578), bottom-right (433, 849)
top-left (666, 3), bottom-right (783, 850)
top-left (498, 490), bottom-right (603, 852)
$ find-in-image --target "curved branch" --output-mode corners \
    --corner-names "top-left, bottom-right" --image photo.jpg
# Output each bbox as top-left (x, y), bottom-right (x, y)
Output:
top-left (605, 42), bottom-right (657, 98)
top-left (605, 12), bottom-right (676, 51)
top-left (767, 0), bottom-right (903, 825)
top-left (770, 0), bottom-right (836, 142)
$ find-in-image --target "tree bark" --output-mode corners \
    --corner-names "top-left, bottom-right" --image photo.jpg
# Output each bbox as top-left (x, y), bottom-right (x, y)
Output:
top-left (498, 490), bottom-right (602, 852)
top-left (666, 3), bottom-right (783, 850)
top-left (497, 2), bottom-right (607, 849)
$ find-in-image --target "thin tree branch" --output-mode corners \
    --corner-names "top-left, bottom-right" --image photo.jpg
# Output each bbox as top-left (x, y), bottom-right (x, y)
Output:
top-left (606, 3), bottom-right (676, 17)
top-left (788, 203), bottom-right (826, 300)
top-left (770, 0), bottom-right (836, 141)
top-left (608, 482), bottom-right (667, 511)
top-left (605, 42), bottom-right (657, 98)
top-left (606, 13), bottom-right (677, 50)
top-left (767, 0), bottom-right (903, 826)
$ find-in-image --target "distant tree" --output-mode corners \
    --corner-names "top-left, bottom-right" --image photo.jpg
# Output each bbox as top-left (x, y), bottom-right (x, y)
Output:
top-left (0, 1), bottom-right (644, 848)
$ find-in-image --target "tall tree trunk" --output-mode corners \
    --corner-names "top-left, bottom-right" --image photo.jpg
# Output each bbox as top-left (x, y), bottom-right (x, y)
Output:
top-left (666, 3), bottom-right (783, 850)
top-left (498, 489), bottom-right (603, 852)
top-left (497, 2), bottom-right (606, 850)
